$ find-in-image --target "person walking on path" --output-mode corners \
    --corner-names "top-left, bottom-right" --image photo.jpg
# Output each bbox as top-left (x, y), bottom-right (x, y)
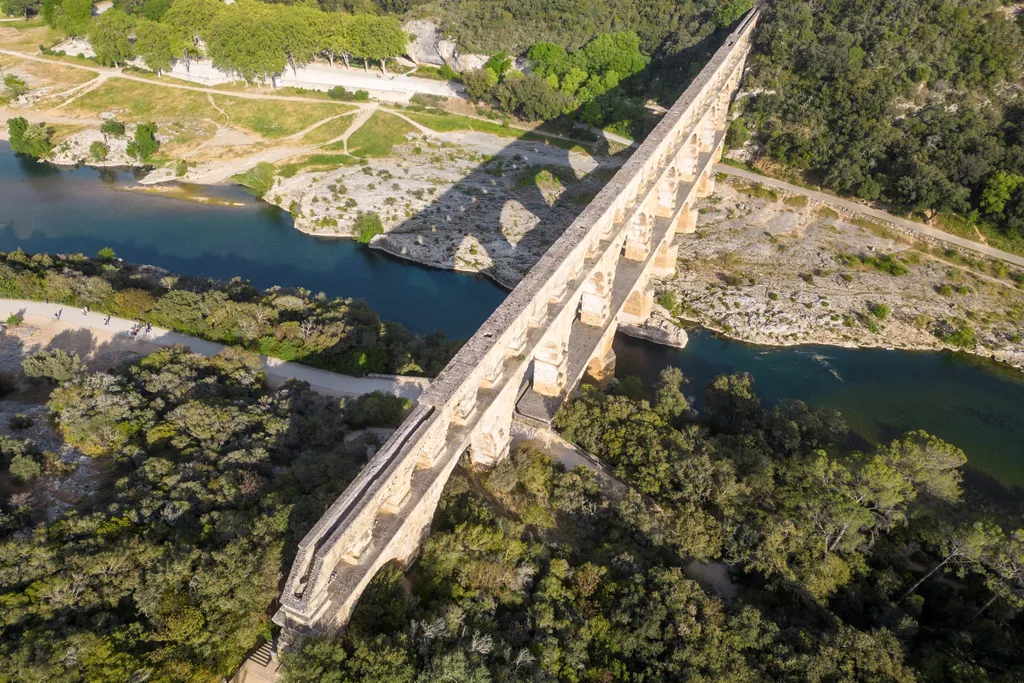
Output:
top-left (104, 315), bottom-right (111, 326)
top-left (54, 308), bottom-right (62, 320)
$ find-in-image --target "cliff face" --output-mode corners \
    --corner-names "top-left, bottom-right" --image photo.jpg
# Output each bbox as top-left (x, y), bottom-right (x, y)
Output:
top-left (403, 19), bottom-right (489, 72)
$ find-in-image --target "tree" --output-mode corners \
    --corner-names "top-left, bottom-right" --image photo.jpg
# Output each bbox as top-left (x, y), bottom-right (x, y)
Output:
top-left (7, 116), bottom-right (53, 158)
top-left (53, 0), bottom-right (93, 35)
top-left (483, 50), bottom-right (512, 78)
top-left (462, 67), bottom-right (497, 100)
top-left (164, 0), bottom-right (223, 46)
top-left (203, 3), bottom-right (286, 83)
top-left (88, 9), bottom-right (135, 67)
top-left (97, 246), bottom-right (116, 262)
top-left (711, 0), bottom-right (753, 29)
top-left (22, 348), bottom-right (83, 382)
top-left (134, 17), bottom-right (178, 74)
top-left (901, 520), bottom-right (1003, 602)
top-left (527, 42), bottom-right (569, 77)
top-left (321, 11), bottom-right (352, 68)
top-left (127, 122), bottom-right (159, 160)
top-left (349, 14), bottom-right (406, 73)
top-left (271, 5), bottom-right (318, 77)
top-left (2, 0), bottom-right (41, 19)
top-left (980, 171), bottom-right (1024, 216)
top-left (140, 0), bottom-right (167, 20)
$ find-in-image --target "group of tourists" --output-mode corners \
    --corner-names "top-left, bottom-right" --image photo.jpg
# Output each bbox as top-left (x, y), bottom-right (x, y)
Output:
top-left (49, 306), bottom-right (153, 337)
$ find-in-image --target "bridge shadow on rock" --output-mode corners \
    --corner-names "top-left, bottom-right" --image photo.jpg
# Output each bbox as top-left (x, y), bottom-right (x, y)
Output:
top-left (372, 128), bottom-right (630, 289)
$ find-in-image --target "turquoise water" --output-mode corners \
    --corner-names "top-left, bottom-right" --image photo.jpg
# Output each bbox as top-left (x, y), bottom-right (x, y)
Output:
top-left (3, 145), bottom-right (1023, 488)
top-left (0, 143), bottom-right (506, 338)
top-left (614, 332), bottom-right (1024, 490)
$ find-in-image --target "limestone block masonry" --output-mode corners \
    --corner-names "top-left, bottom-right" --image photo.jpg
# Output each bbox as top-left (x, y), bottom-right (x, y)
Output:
top-left (273, 9), bottom-right (760, 645)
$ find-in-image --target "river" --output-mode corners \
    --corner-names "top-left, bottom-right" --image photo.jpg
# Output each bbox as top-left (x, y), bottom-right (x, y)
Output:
top-left (2, 144), bottom-right (1023, 490)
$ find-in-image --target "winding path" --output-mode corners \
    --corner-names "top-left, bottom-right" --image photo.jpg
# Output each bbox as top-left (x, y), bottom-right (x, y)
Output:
top-left (0, 299), bottom-right (429, 400)
top-left (715, 164), bottom-right (1024, 268)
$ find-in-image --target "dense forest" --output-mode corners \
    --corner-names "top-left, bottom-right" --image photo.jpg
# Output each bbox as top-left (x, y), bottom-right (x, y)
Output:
top-left (743, 0), bottom-right (1024, 247)
top-left (0, 249), bottom-right (458, 376)
top-left (281, 370), bottom-right (1024, 681)
top-left (0, 345), bottom-right (407, 681)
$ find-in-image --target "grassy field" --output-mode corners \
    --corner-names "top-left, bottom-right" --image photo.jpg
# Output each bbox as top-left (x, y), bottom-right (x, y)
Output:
top-left (346, 112), bottom-right (417, 157)
top-left (298, 113), bottom-right (356, 144)
top-left (276, 153), bottom-right (360, 178)
top-left (63, 78), bottom-right (350, 139)
top-left (212, 97), bottom-right (347, 139)
top-left (0, 23), bottom-right (59, 51)
top-left (69, 79), bottom-right (217, 120)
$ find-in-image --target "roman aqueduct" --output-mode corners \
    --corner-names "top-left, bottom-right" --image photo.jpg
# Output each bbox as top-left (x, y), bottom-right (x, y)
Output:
top-left (274, 9), bottom-right (760, 641)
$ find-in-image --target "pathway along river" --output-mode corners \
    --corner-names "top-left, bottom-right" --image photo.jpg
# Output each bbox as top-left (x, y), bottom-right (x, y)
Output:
top-left (2, 144), bottom-right (1023, 490)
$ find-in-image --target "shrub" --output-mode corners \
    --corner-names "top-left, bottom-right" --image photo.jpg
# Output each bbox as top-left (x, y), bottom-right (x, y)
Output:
top-left (22, 349), bottom-right (83, 383)
top-left (352, 212), bottom-right (383, 243)
top-left (943, 323), bottom-right (976, 349)
top-left (9, 453), bottom-right (41, 482)
top-left (6, 312), bottom-right (22, 326)
top-left (725, 116), bottom-right (749, 148)
top-left (9, 413), bottom-right (33, 430)
top-left (89, 140), bottom-right (109, 162)
top-left (657, 290), bottom-right (678, 311)
top-left (97, 247), bottom-right (116, 262)
top-left (354, 90), bottom-right (370, 101)
top-left (938, 284), bottom-right (954, 296)
top-left (870, 302), bottom-right (889, 320)
top-left (3, 73), bottom-right (28, 100)
top-left (101, 119), bottom-right (126, 137)
top-left (175, 159), bottom-right (188, 177)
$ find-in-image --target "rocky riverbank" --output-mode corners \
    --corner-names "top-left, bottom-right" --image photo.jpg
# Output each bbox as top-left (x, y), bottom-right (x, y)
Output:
top-left (264, 130), bottom-right (622, 288)
top-left (647, 181), bottom-right (1024, 370)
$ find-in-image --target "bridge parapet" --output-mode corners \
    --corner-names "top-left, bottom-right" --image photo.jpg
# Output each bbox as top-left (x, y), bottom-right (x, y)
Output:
top-left (274, 9), bottom-right (759, 643)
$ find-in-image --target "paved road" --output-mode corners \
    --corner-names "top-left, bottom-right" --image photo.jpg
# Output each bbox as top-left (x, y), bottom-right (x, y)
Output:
top-left (715, 164), bottom-right (1024, 268)
top-left (0, 299), bottom-right (428, 400)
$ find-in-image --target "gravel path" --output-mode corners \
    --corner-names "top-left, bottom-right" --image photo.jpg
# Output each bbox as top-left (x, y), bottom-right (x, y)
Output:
top-left (0, 299), bottom-right (428, 400)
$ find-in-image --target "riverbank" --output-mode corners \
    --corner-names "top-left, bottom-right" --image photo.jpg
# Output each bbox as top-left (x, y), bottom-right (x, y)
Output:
top-left (643, 181), bottom-right (1024, 373)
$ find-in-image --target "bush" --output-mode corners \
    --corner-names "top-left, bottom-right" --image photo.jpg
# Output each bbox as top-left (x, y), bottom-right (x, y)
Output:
top-left (3, 73), bottom-right (27, 100)
top-left (943, 323), bottom-right (976, 349)
top-left (100, 119), bottom-right (125, 137)
top-left (22, 349), bottom-right (83, 383)
top-left (126, 122), bottom-right (159, 161)
top-left (352, 212), bottom-right (383, 243)
top-left (9, 413), bottom-right (33, 430)
top-left (235, 162), bottom-right (276, 198)
top-left (97, 247), bottom-right (116, 262)
top-left (328, 87), bottom-right (370, 102)
top-left (870, 302), bottom-right (890, 320)
top-left (6, 312), bottom-right (22, 326)
top-left (8, 453), bottom-right (41, 482)
top-left (725, 117), bottom-right (749, 148)
top-left (175, 159), bottom-right (188, 177)
top-left (89, 140), bottom-right (109, 162)
top-left (657, 290), bottom-right (678, 311)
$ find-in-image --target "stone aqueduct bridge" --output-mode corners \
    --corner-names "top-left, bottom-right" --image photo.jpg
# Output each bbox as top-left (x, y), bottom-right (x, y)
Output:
top-left (274, 10), bottom-right (760, 640)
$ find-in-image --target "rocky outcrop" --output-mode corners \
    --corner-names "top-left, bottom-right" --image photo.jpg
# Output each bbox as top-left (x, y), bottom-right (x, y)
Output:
top-left (48, 126), bottom-right (145, 168)
top-left (403, 19), bottom-right (490, 72)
